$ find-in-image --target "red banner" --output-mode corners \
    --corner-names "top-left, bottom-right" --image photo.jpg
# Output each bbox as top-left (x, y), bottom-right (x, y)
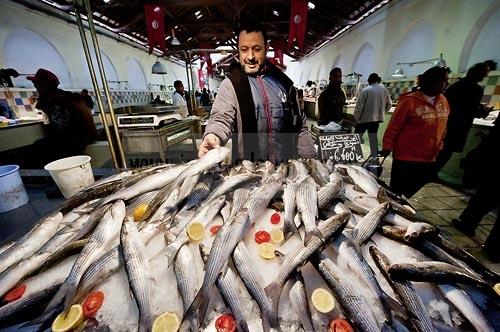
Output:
top-left (271, 39), bottom-right (287, 66)
top-left (198, 68), bottom-right (205, 89)
top-left (144, 4), bottom-right (166, 54)
top-left (287, 0), bottom-right (308, 50)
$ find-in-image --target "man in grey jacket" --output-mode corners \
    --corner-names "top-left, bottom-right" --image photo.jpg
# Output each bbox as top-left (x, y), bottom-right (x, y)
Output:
top-left (198, 21), bottom-right (315, 163)
top-left (353, 73), bottom-right (392, 160)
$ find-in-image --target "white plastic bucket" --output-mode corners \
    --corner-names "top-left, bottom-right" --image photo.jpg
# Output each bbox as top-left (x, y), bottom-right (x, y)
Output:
top-left (44, 155), bottom-right (95, 199)
top-left (0, 165), bottom-right (30, 213)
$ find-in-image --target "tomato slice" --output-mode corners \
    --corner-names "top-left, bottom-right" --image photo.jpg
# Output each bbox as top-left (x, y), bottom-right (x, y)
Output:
top-left (270, 213), bottom-right (281, 224)
top-left (210, 225), bottom-right (222, 236)
top-left (254, 230), bottom-right (271, 244)
top-left (215, 314), bottom-right (236, 332)
top-left (82, 291), bottom-right (104, 318)
top-left (4, 284), bottom-right (26, 302)
top-left (329, 318), bottom-right (354, 332)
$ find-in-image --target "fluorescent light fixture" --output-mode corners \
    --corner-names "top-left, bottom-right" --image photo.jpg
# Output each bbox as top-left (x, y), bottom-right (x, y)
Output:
top-left (154, 6), bottom-right (160, 12)
top-left (152, 58), bottom-right (167, 74)
top-left (308, 2), bottom-right (315, 10)
top-left (103, 0), bottom-right (111, 3)
top-left (195, 10), bottom-right (203, 19)
top-left (273, 10), bottom-right (279, 16)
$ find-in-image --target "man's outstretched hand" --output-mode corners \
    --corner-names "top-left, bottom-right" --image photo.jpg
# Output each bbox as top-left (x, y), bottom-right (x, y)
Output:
top-left (198, 133), bottom-right (221, 157)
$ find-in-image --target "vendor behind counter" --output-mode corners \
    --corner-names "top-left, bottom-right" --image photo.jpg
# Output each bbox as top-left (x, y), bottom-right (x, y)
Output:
top-left (2, 69), bottom-right (97, 168)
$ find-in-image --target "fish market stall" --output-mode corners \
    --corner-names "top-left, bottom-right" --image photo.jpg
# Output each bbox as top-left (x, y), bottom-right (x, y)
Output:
top-left (0, 148), bottom-right (499, 332)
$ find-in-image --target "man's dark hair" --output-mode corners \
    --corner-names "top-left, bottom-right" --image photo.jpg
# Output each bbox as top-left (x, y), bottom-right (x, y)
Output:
top-left (174, 80), bottom-right (183, 89)
top-left (419, 66), bottom-right (448, 90)
top-left (81, 89), bottom-right (89, 94)
top-left (368, 73), bottom-right (381, 84)
top-left (466, 63), bottom-right (489, 82)
top-left (237, 21), bottom-right (268, 46)
top-left (484, 59), bottom-right (497, 71)
top-left (330, 67), bottom-right (342, 76)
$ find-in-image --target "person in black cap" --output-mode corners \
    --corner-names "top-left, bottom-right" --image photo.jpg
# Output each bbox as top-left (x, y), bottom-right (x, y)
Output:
top-left (353, 73), bottom-right (392, 161)
top-left (24, 68), bottom-right (97, 167)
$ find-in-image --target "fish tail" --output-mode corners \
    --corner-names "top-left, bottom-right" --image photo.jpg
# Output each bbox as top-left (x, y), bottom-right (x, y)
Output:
top-left (283, 220), bottom-right (298, 240)
top-left (265, 281), bottom-right (282, 314)
top-left (182, 289), bottom-right (208, 329)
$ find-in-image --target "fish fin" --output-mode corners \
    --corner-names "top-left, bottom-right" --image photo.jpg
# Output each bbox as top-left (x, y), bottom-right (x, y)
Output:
top-left (264, 281), bottom-right (283, 314)
top-left (150, 242), bottom-right (179, 266)
top-left (350, 228), bottom-right (359, 242)
top-left (283, 220), bottom-right (299, 240)
top-left (377, 187), bottom-right (389, 203)
top-left (352, 184), bottom-right (366, 193)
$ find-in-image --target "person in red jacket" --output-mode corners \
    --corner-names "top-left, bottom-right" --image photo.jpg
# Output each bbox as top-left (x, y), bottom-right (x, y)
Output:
top-left (382, 66), bottom-right (450, 198)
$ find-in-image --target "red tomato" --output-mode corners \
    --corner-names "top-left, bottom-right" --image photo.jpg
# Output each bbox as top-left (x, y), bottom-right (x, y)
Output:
top-left (215, 314), bottom-right (236, 332)
top-left (270, 213), bottom-right (281, 224)
top-left (254, 230), bottom-right (271, 244)
top-left (83, 291), bottom-right (104, 318)
top-left (329, 318), bottom-right (354, 332)
top-left (210, 225), bottom-right (222, 236)
top-left (3, 284), bottom-right (26, 302)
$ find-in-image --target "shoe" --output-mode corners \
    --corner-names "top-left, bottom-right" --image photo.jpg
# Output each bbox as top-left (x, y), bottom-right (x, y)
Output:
top-left (451, 218), bottom-right (476, 237)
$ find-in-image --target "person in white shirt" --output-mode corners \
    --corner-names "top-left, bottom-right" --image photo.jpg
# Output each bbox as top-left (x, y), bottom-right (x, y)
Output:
top-left (353, 73), bottom-right (392, 160)
top-left (172, 80), bottom-right (188, 118)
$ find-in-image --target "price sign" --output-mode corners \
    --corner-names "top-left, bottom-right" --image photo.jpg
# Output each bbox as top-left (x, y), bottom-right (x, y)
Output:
top-left (318, 133), bottom-right (363, 163)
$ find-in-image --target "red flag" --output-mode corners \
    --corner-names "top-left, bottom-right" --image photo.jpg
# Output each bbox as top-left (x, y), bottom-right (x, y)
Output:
top-left (144, 4), bottom-right (166, 54)
top-left (271, 39), bottom-right (287, 66)
top-left (288, 0), bottom-right (308, 50)
top-left (198, 68), bottom-right (205, 89)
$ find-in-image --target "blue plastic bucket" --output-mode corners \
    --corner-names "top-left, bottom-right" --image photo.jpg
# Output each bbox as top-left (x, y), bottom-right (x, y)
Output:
top-left (0, 165), bottom-right (29, 213)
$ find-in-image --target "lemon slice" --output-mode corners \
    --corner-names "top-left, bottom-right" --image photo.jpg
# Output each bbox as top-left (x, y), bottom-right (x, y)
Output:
top-left (494, 283), bottom-right (500, 296)
top-left (311, 288), bottom-right (335, 313)
top-left (152, 312), bottom-right (180, 332)
top-left (270, 229), bottom-right (284, 244)
top-left (187, 222), bottom-right (205, 242)
top-left (258, 242), bottom-right (276, 260)
top-left (52, 304), bottom-right (84, 332)
top-left (133, 204), bottom-right (149, 222)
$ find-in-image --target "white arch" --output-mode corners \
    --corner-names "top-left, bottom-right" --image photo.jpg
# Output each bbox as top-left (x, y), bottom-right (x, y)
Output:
top-left (3, 28), bottom-right (70, 88)
top-left (385, 20), bottom-right (436, 79)
top-left (352, 42), bottom-right (375, 83)
top-left (126, 58), bottom-right (147, 90)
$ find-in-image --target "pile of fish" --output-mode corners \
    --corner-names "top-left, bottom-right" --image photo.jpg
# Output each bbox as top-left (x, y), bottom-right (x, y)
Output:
top-left (0, 146), bottom-right (499, 331)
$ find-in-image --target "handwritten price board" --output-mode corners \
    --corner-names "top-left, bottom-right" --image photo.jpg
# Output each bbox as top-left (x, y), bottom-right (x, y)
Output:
top-left (318, 133), bottom-right (364, 163)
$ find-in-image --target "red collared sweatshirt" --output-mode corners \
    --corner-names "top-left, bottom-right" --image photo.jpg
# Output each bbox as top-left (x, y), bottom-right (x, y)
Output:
top-left (383, 90), bottom-right (450, 162)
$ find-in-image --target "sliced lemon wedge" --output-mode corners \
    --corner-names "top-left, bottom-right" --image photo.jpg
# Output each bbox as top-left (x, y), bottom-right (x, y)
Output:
top-left (133, 203), bottom-right (149, 222)
top-left (52, 304), bottom-right (84, 332)
top-left (270, 229), bottom-right (284, 244)
top-left (258, 242), bottom-right (276, 260)
top-left (187, 222), bottom-right (205, 242)
top-left (152, 312), bottom-right (180, 332)
top-left (311, 288), bottom-right (335, 313)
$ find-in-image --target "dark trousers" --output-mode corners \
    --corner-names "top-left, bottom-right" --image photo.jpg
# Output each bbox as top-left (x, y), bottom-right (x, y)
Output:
top-left (459, 181), bottom-right (500, 252)
top-left (355, 122), bottom-right (380, 158)
top-left (390, 159), bottom-right (435, 198)
top-left (434, 144), bottom-right (455, 175)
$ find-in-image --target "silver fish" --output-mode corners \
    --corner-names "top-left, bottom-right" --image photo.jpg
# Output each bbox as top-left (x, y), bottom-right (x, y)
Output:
top-left (40, 200), bottom-right (125, 321)
top-left (306, 158), bottom-right (330, 186)
top-left (183, 209), bottom-right (250, 327)
top-left (315, 257), bottom-right (381, 332)
top-left (317, 171), bottom-right (344, 210)
top-left (296, 176), bottom-right (321, 244)
top-left (233, 242), bottom-right (278, 330)
top-left (73, 246), bottom-right (122, 304)
top-left (159, 195), bottom-right (226, 266)
top-left (283, 181), bottom-right (299, 239)
top-left (437, 284), bottom-right (494, 332)
top-left (199, 244), bottom-right (261, 332)
top-left (174, 245), bottom-right (198, 313)
top-left (288, 272), bottom-right (314, 332)
top-left (0, 255), bottom-right (77, 321)
top-left (346, 166), bottom-right (380, 197)
top-left (351, 202), bottom-right (389, 245)
top-left (204, 173), bottom-right (261, 205)
top-left (265, 213), bottom-right (349, 313)
top-left (369, 246), bottom-right (436, 332)
top-left (0, 212), bottom-right (62, 275)
top-left (244, 180), bottom-right (282, 225)
top-left (182, 174), bottom-right (218, 210)
top-left (125, 190), bottom-right (160, 217)
top-left (230, 188), bottom-right (250, 218)
top-left (220, 201), bottom-right (233, 222)
top-left (120, 217), bottom-right (156, 332)
top-left (288, 160), bottom-right (309, 183)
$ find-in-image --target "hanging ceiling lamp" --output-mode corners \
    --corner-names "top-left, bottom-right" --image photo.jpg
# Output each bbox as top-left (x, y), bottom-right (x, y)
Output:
top-left (392, 67), bottom-right (405, 78)
top-left (171, 28), bottom-right (180, 46)
top-left (152, 58), bottom-right (167, 74)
